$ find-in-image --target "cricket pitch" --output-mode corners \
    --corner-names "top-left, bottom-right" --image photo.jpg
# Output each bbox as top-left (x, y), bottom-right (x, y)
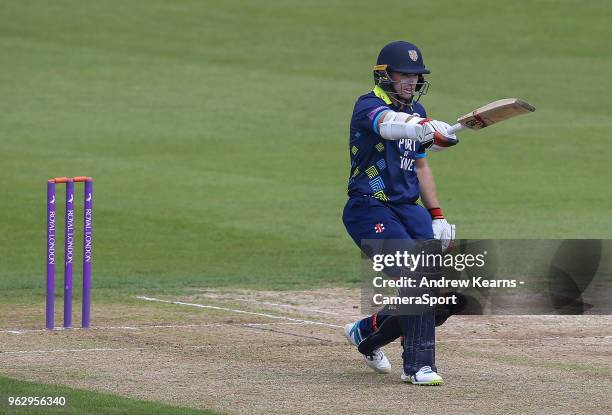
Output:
top-left (1, 288), bottom-right (611, 414)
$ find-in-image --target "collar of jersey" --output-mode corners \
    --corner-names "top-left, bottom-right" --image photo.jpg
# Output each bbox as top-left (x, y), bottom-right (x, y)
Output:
top-left (373, 85), bottom-right (392, 105)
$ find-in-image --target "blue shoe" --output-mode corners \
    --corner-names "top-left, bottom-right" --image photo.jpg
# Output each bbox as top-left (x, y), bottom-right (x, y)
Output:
top-left (344, 321), bottom-right (391, 374)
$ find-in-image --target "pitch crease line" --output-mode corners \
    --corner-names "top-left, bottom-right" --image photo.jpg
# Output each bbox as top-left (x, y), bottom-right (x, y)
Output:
top-left (136, 296), bottom-right (343, 328)
top-left (193, 292), bottom-right (361, 318)
top-left (0, 322), bottom-right (316, 334)
top-left (1, 347), bottom-right (145, 355)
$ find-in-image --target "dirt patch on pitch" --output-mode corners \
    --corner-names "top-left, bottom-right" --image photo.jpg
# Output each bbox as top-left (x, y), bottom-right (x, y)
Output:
top-left (1, 289), bottom-right (611, 414)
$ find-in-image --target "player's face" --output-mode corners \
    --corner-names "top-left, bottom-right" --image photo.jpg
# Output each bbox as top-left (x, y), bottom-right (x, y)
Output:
top-left (390, 72), bottom-right (419, 100)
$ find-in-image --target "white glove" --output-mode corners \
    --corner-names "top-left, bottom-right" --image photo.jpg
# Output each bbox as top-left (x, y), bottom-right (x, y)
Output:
top-left (378, 112), bottom-right (459, 150)
top-left (432, 218), bottom-right (456, 251)
top-left (422, 120), bottom-right (459, 151)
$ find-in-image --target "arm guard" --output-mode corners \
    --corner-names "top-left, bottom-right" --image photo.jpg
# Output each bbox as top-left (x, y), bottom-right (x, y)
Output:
top-left (378, 111), bottom-right (425, 141)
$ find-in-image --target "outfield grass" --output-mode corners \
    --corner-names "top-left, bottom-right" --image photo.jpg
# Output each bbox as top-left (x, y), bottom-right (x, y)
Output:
top-left (0, 0), bottom-right (610, 295)
top-left (0, 376), bottom-right (222, 414)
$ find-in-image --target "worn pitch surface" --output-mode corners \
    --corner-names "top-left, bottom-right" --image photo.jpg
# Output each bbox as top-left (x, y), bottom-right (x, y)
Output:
top-left (1, 289), bottom-right (610, 415)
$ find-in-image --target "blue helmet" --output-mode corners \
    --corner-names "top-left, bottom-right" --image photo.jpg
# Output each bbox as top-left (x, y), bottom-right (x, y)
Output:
top-left (373, 41), bottom-right (430, 105)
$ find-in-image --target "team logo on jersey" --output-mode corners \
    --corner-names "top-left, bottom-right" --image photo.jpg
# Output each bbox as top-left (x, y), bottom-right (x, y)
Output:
top-left (374, 223), bottom-right (385, 234)
top-left (408, 50), bottom-right (418, 61)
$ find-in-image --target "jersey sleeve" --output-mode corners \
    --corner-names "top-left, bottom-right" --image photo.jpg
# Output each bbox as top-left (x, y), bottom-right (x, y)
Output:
top-left (414, 147), bottom-right (428, 158)
top-left (352, 96), bottom-right (390, 135)
top-left (412, 102), bottom-right (427, 118)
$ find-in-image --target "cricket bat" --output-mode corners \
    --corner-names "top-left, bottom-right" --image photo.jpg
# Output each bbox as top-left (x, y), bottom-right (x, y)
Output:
top-left (448, 98), bottom-right (535, 134)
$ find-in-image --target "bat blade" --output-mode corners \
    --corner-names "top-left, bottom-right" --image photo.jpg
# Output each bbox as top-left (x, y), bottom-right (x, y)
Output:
top-left (449, 98), bottom-right (535, 133)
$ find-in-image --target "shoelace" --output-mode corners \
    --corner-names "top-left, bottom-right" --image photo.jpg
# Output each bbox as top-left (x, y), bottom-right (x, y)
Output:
top-left (419, 366), bottom-right (433, 374)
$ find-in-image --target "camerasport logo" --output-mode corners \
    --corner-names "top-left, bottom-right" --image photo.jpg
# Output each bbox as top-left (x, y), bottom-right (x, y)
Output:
top-left (374, 223), bottom-right (385, 233)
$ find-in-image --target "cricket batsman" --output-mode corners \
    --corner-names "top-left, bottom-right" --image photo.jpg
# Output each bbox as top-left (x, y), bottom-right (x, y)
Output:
top-left (342, 41), bottom-right (458, 385)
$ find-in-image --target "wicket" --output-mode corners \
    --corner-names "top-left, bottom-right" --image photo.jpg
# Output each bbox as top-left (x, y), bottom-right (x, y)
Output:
top-left (46, 176), bottom-right (93, 330)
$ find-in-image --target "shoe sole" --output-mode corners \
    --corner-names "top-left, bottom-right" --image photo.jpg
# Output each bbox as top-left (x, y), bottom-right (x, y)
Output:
top-left (401, 376), bottom-right (444, 386)
top-left (368, 362), bottom-right (392, 374)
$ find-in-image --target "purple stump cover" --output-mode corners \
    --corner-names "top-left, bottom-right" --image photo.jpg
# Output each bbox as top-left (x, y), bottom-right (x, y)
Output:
top-left (46, 181), bottom-right (56, 330)
top-left (64, 180), bottom-right (74, 328)
top-left (82, 179), bottom-right (93, 328)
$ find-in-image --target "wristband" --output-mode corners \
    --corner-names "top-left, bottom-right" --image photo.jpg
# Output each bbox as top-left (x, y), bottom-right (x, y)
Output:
top-left (428, 207), bottom-right (445, 219)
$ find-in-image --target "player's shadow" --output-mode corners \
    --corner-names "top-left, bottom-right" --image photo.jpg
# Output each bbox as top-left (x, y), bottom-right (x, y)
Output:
top-left (547, 239), bottom-right (601, 314)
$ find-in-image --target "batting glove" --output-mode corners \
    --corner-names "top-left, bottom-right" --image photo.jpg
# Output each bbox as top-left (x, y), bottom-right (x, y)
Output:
top-left (429, 208), bottom-right (456, 251)
top-left (419, 119), bottom-right (459, 151)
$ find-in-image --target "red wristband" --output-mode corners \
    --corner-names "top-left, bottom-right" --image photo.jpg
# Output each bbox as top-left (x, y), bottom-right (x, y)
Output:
top-left (428, 207), bottom-right (444, 219)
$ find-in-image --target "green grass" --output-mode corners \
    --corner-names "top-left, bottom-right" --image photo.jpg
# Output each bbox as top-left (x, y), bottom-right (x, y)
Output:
top-left (0, 2), bottom-right (610, 414)
top-left (0, 0), bottom-right (611, 295)
top-left (0, 376), bottom-right (222, 414)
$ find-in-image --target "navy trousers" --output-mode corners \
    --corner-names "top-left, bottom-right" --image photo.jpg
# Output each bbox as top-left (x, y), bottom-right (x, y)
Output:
top-left (343, 195), bottom-right (437, 375)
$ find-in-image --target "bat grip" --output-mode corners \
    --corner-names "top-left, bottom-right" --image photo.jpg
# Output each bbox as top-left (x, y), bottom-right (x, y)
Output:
top-left (448, 123), bottom-right (465, 134)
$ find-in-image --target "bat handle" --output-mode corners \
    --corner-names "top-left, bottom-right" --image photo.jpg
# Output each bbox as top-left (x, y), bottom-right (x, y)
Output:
top-left (448, 123), bottom-right (465, 134)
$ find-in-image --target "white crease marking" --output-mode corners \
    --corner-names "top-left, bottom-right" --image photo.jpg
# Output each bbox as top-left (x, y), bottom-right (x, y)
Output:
top-left (136, 296), bottom-right (343, 328)
top-left (195, 293), bottom-right (359, 317)
top-left (1, 347), bottom-right (145, 355)
top-left (0, 322), bottom-right (317, 335)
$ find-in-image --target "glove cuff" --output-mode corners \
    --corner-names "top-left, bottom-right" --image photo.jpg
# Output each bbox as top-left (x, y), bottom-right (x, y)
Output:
top-left (428, 207), bottom-right (445, 219)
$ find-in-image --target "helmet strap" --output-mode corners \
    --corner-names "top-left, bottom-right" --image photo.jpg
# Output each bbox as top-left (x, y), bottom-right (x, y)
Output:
top-left (386, 90), bottom-right (412, 111)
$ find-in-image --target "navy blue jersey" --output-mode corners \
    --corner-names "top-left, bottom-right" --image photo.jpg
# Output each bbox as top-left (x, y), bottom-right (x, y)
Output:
top-left (347, 86), bottom-right (428, 204)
